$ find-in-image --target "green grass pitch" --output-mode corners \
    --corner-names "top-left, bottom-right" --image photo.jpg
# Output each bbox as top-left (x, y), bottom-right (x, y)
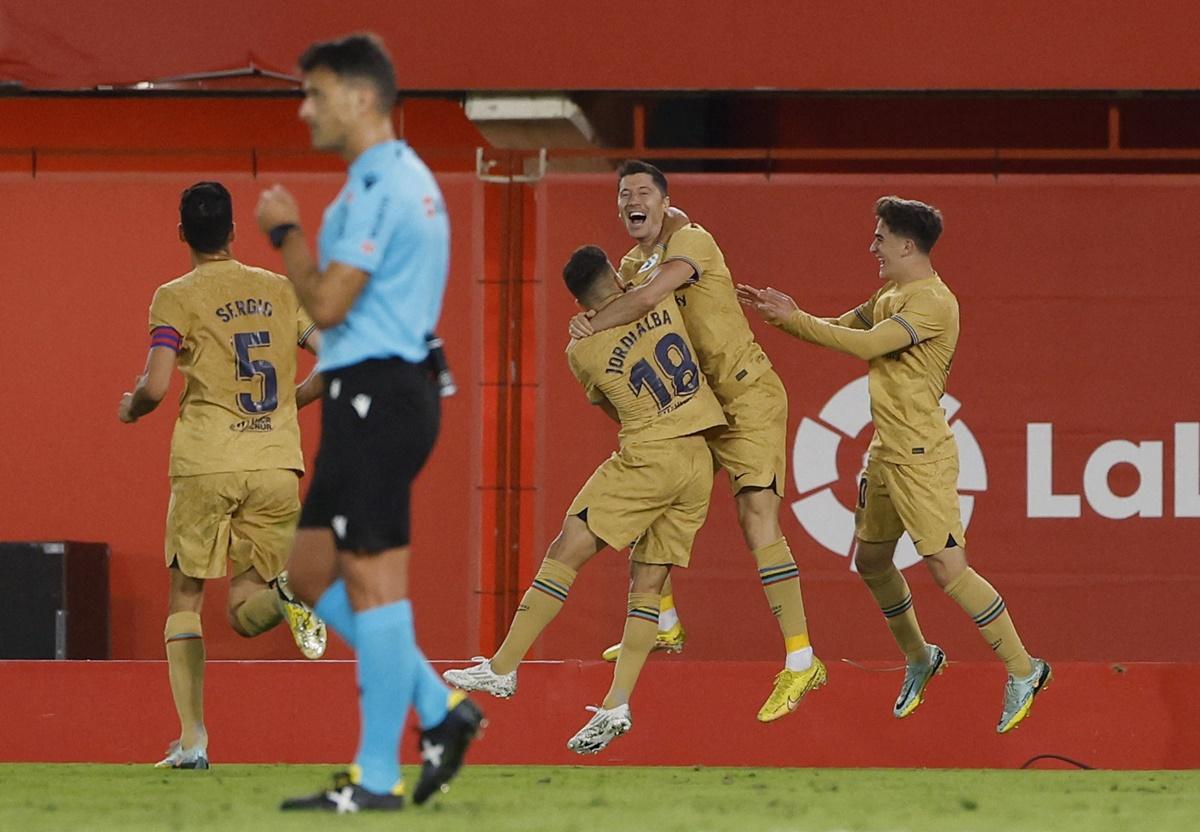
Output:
top-left (1, 765), bottom-right (1196, 832)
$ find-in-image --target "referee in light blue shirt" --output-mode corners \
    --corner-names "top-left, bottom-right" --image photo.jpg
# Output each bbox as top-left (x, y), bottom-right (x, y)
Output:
top-left (254, 32), bottom-right (481, 814)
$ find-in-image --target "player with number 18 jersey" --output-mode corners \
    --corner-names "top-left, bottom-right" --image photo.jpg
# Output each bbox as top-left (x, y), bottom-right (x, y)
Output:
top-left (566, 293), bottom-right (725, 565)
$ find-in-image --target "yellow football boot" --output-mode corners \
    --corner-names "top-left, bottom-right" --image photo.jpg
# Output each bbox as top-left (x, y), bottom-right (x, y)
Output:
top-left (275, 571), bottom-right (327, 660)
top-left (756, 656), bottom-right (827, 722)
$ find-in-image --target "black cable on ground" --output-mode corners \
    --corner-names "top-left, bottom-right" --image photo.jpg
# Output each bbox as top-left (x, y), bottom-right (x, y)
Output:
top-left (1020, 754), bottom-right (1094, 770)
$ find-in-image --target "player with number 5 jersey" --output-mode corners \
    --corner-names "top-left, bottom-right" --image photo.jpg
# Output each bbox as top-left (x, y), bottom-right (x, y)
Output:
top-left (117, 181), bottom-right (327, 773)
top-left (148, 246), bottom-right (317, 480)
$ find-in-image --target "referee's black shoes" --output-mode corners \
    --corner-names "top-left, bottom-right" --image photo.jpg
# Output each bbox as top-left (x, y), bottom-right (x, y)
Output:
top-left (280, 770), bottom-right (404, 813)
top-left (413, 692), bottom-right (486, 805)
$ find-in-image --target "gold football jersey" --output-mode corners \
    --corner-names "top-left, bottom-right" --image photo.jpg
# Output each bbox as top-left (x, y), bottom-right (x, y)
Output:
top-left (853, 275), bottom-right (960, 464)
top-left (567, 295), bottom-right (725, 447)
top-left (148, 259), bottom-right (315, 477)
top-left (619, 223), bottom-right (771, 401)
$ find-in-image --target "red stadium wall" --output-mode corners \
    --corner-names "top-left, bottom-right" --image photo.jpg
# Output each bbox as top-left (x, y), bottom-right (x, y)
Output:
top-left (0, 98), bottom-right (483, 173)
top-left (0, 167), bottom-right (1197, 664)
top-left (0, 172), bottom-right (486, 662)
top-left (3, 1), bottom-right (1199, 774)
top-left (5, 659), bottom-right (1198, 769)
top-left (3, 1), bottom-right (1199, 91)
top-left (524, 174), bottom-right (1200, 666)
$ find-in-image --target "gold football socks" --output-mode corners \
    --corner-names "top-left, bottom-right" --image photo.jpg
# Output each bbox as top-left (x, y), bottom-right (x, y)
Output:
top-left (860, 565), bottom-right (928, 663)
top-left (753, 538), bottom-right (813, 671)
top-left (164, 611), bottom-right (206, 748)
top-left (944, 567), bottom-right (1033, 677)
top-left (490, 558), bottom-right (577, 675)
top-left (602, 592), bottom-right (660, 709)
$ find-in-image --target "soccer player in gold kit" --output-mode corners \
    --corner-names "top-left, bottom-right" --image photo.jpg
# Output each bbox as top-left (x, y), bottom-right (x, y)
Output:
top-left (738, 196), bottom-right (1051, 732)
top-left (445, 245), bottom-right (726, 752)
top-left (117, 182), bottom-right (327, 768)
top-left (569, 162), bottom-right (825, 722)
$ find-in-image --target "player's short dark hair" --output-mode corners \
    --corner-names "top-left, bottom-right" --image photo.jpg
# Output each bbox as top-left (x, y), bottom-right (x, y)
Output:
top-left (179, 181), bottom-right (233, 254)
top-left (563, 245), bottom-right (611, 301)
top-left (617, 160), bottom-right (669, 196)
top-left (875, 196), bottom-right (943, 253)
top-left (299, 33), bottom-right (397, 113)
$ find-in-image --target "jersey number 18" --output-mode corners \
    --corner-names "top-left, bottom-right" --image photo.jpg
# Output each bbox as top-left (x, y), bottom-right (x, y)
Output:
top-left (628, 331), bottom-right (700, 411)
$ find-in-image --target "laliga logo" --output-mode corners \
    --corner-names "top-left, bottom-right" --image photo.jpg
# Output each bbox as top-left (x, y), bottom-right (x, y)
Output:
top-left (790, 376), bottom-right (987, 570)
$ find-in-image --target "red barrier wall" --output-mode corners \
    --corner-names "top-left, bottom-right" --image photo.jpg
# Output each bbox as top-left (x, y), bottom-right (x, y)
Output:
top-left (3, 1), bottom-right (1199, 91)
top-left (0, 98), bottom-right (484, 173)
top-left (528, 174), bottom-right (1200, 665)
top-left (3, 659), bottom-right (1195, 769)
top-left (2, 171), bottom-right (1197, 666)
top-left (0, 172), bottom-right (485, 661)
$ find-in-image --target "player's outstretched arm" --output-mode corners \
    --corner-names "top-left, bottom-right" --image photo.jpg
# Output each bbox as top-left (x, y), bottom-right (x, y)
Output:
top-left (737, 283), bottom-right (912, 361)
top-left (568, 259), bottom-right (695, 339)
top-left (117, 345), bottom-right (175, 423)
top-left (822, 307), bottom-right (872, 329)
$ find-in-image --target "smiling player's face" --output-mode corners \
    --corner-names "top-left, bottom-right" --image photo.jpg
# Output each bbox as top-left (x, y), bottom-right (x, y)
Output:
top-left (618, 173), bottom-right (669, 245)
top-left (869, 219), bottom-right (911, 282)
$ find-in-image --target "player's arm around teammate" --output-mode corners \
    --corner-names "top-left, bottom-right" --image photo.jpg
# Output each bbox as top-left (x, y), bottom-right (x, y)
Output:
top-left (445, 246), bottom-right (722, 754)
top-left (567, 206), bottom-right (693, 341)
top-left (566, 162), bottom-right (824, 722)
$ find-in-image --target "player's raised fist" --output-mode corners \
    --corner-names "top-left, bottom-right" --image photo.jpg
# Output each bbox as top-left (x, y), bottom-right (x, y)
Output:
top-left (117, 392), bottom-right (137, 423)
top-left (255, 185), bottom-right (301, 233)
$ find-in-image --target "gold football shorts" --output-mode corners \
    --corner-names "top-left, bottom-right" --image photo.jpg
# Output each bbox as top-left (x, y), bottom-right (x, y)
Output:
top-left (165, 469), bottom-right (300, 580)
top-left (855, 455), bottom-right (965, 557)
top-left (707, 367), bottom-right (788, 497)
top-left (567, 434), bottom-right (713, 567)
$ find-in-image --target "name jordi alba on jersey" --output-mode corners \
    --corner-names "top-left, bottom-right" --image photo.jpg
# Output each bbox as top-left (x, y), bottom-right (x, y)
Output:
top-left (568, 299), bottom-right (724, 447)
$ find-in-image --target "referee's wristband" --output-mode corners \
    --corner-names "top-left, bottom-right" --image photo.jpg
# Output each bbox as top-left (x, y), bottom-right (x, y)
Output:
top-left (268, 223), bottom-right (300, 249)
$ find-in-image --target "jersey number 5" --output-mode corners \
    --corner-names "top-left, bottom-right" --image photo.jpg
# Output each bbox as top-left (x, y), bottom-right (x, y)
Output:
top-left (233, 331), bottom-right (278, 414)
top-left (628, 331), bottom-right (700, 411)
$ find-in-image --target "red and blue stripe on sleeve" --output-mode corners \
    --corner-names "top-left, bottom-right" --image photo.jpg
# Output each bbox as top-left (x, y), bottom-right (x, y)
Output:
top-left (150, 326), bottom-right (183, 353)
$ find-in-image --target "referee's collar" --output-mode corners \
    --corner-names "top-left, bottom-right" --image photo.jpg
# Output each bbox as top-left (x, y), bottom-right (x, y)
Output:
top-left (349, 139), bottom-right (407, 178)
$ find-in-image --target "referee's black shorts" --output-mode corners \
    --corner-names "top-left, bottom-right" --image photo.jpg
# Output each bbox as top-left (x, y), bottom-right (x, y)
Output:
top-left (299, 357), bottom-right (440, 553)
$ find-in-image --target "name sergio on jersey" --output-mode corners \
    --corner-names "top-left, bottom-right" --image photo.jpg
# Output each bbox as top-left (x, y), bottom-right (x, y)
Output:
top-left (215, 298), bottom-right (275, 323)
top-left (604, 308), bottom-right (673, 376)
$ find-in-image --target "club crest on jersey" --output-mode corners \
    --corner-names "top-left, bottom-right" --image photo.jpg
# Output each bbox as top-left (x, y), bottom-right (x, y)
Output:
top-left (637, 252), bottom-right (661, 273)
